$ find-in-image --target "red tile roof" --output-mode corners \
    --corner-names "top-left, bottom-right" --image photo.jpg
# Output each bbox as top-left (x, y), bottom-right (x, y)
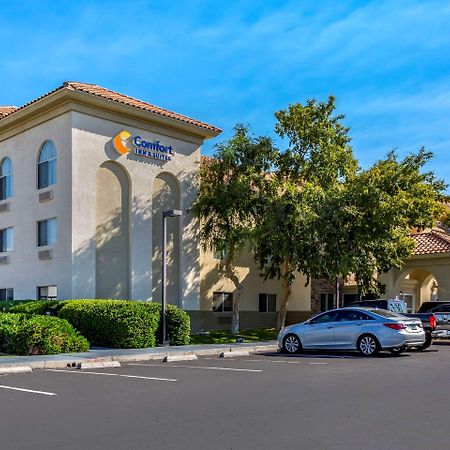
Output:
top-left (411, 229), bottom-right (450, 255)
top-left (0, 106), bottom-right (17, 118)
top-left (0, 82), bottom-right (221, 134)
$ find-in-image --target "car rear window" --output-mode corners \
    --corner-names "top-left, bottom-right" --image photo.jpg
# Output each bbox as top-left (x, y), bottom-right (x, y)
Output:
top-left (367, 309), bottom-right (405, 319)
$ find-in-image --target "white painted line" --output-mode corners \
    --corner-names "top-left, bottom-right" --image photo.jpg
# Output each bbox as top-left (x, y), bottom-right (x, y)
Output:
top-left (308, 362), bottom-right (328, 365)
top-left (46, 369), bottom-right (177, 382)
top-left (0, 385), bottom-right (57, 396)
top-left (206, 358), bottom-right (303, 364)
top-left (129, 363), bottom-right (262, 373)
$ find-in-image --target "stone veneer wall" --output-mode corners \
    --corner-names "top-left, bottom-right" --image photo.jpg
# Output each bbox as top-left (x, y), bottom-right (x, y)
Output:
top-left (310, 278), bottom-right (344, 312)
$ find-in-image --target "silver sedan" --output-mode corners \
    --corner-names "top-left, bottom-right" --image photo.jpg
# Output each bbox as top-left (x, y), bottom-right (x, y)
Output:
top-left (278, 307), bottom-right (426, 356)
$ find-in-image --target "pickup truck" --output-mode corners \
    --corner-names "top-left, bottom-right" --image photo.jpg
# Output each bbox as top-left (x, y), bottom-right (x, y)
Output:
top-left (348, 299), bottom-right (436, 349)
top-left (418, 302), bottom-right (450, 339)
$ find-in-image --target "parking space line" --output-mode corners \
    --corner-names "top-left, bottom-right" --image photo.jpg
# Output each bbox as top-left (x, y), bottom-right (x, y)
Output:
top-left (225, 358), bottom-right (303, 364)
top-left (128, 363), bottom-right (262, 373)
top-left (0, 385), bottom-right (57, 396)
top-left (46, 369), bottom-right (177, 382)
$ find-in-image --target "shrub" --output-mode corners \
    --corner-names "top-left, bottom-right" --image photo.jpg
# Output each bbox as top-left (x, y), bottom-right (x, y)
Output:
top-left (0, 313), bottom-right (89, 355)
top-left (59, 300), bottom-right (160, 348)
top-left (4, 299), bottom-right (191, 348)
top-left (7, 300), bottom-right (66, 316)
top-left (147, 303), bottom-right (191, 346)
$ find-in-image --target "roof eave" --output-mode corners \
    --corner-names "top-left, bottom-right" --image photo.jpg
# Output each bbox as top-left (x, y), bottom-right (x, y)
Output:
top-left (0, 86), bottom-right (221, 140)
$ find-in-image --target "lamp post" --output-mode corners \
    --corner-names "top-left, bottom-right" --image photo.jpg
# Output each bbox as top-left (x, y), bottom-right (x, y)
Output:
top-left (161, 209), bottom-right (182, 346)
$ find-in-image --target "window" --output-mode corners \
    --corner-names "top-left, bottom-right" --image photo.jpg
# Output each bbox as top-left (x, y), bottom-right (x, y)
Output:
top-left (0, 288), bottom-right (13, 301)
top-left (37, 285), bottom-right (57, 300)
top-left (0, 227), bottom-right (13, 252)
top-left (0, 157), bottom-right (13, 200)
top-left (213, 292), bottom-right (232, 312)
top-left (320, 293), bottom-right (335, 312)
top-left (431, 304), bottom-right (450, 313)
top-left (37, 141), bottom-right (57, 189)
top-left (259, 293), bottom-right (276, 312)
top-left (336, 310), bottom-right (374, 322)
top-left (213, 248), bottom-right (228, 261)
top-left (310, 311), bottom-right (339, 324)
top-left (37, 218), bottom-right (57, 246)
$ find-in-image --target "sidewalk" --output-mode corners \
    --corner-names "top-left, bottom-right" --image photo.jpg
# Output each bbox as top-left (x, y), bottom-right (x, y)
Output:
top-left (0, 341), bottom-right (279, 371)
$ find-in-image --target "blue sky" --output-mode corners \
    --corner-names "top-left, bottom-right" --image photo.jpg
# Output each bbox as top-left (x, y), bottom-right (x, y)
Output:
top-left (1, 0), bottom-right (450, 186)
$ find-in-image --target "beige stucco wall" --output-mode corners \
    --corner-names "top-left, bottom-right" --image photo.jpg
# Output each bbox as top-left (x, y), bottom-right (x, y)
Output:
top-left (200, 248), bottom-right (312, 312)
top-left (0, 113), bottom-right (73, 299)
top-left (70, 110), bottom-right (202, 309)
top-left (379, 254), bottom-right (450, 309)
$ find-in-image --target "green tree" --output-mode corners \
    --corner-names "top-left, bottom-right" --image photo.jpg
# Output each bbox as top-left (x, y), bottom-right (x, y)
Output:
top-left (332, 148), bottom-right (446, 294)
top-left (191, 125), bottom-right (277, 334)
top-left (255, 97), bottom-right (445, 330)
top-left (254, 96), bottom-right (357, 330)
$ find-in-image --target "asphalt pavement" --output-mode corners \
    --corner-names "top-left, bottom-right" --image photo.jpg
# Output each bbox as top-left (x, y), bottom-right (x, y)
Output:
top-left (1, 343), bottom-right (450, 450)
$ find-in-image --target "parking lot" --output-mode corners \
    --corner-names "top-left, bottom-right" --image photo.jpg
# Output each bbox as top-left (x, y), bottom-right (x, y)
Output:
top-left (1, 344), bottom-right (450, 450)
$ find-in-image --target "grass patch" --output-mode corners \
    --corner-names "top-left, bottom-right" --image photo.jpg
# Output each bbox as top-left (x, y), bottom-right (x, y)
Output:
top-left (190, 328), bottom-right (278, 345)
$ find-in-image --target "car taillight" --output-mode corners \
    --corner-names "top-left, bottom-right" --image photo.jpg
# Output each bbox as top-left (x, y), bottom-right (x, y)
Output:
top-left (384, 323), bottom-right (407, 330)
top-left (429, 314), bottom-right (437, 330)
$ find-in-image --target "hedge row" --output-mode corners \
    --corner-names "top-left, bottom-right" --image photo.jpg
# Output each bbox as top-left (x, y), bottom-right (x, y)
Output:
top-left (0, 313), bottom-right (89, 355)
top-left (8, 300), bottom-right (191, 348)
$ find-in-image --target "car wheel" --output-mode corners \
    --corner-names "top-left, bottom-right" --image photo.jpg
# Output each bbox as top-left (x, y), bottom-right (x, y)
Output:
top-left (416, 335), bottom-right (433, 351)
top-left (389, 345), bottom-right (407, 355)
top-left (283, 334), bottom-right (302, 354)
top-left (357, 334), bottom-right (380, 357)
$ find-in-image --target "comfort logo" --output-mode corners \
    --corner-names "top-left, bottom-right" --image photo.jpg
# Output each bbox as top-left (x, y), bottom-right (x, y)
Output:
top-left (113, 130), bottom-right (132, 155)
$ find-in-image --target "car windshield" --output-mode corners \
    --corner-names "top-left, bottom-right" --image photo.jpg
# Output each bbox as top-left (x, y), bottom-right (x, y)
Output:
top-left (367, 308), bottom-right (405, 319)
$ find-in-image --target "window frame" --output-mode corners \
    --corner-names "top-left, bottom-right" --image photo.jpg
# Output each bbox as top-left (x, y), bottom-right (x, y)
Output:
top-left (37, 217), bottom-right (57, 247)
top-left (212, 291), bottom-right (233, 312)
top-left (37, 141), bottom-right (57, 190)
top-left (37, 285), bottom-right (57, 301)
top-left (259, 293), bottom-right (277, 312)
top-left (0, 226), bottom-right (13, 252)
top-left (0, 157), bottom-right (13, 200)
top-left (320, 293), bottom-right (336, 312)
top-left (0, 288), bottom-right (13, 301)
top-left (310, 311), bottom-right (339, 324)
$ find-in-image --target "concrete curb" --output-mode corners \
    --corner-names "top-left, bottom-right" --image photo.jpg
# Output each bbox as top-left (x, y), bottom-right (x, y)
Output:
top-left (0, 342), bottom-right (279, 370)
top-left (0, 366), bottom-right (33, 374)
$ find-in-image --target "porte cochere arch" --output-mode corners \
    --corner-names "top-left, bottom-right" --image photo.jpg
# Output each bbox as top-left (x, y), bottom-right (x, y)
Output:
top-left (379, 229), bottom-right (450, 310)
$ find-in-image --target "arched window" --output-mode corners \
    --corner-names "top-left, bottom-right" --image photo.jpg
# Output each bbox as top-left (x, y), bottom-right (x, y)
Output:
top-left (0, 157), bottom-right (13, 200)
top-left (38, 141), bottom-right (56, 189)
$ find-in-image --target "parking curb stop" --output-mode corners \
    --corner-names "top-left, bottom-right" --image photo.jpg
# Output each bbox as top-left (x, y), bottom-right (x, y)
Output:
top-left (0, 366), bottom-right (33, 374)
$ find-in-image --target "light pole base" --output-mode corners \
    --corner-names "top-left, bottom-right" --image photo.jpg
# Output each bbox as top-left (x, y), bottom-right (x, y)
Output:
top-left (158, 341), bottom-right (170, 347)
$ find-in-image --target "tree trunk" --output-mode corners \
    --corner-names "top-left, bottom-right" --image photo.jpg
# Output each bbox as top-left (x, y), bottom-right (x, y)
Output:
top-left (276, 260), bottom-right (292, 331)
top-left (224, 244), bottom-right (243, 335)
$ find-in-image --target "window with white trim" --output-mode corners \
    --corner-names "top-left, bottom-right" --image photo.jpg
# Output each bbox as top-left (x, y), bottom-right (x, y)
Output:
top-left (259, 293), bottom-right (276, 312)
top-left (37, 285), bottom-right (57, 300)
top-left (0, 157), bottom-right (13, 200)
top-left (37, 141), bottom-right (57, 189)
top-left (37, 218), bottom-right (57, 247)
top-left (0, 227), bottom-right (13, 252)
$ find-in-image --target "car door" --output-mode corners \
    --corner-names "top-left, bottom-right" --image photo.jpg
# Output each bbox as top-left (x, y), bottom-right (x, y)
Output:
top-left (333, 310), bottom-right (367, 348)
top-left (302, 311), bottom-right (339, 349)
